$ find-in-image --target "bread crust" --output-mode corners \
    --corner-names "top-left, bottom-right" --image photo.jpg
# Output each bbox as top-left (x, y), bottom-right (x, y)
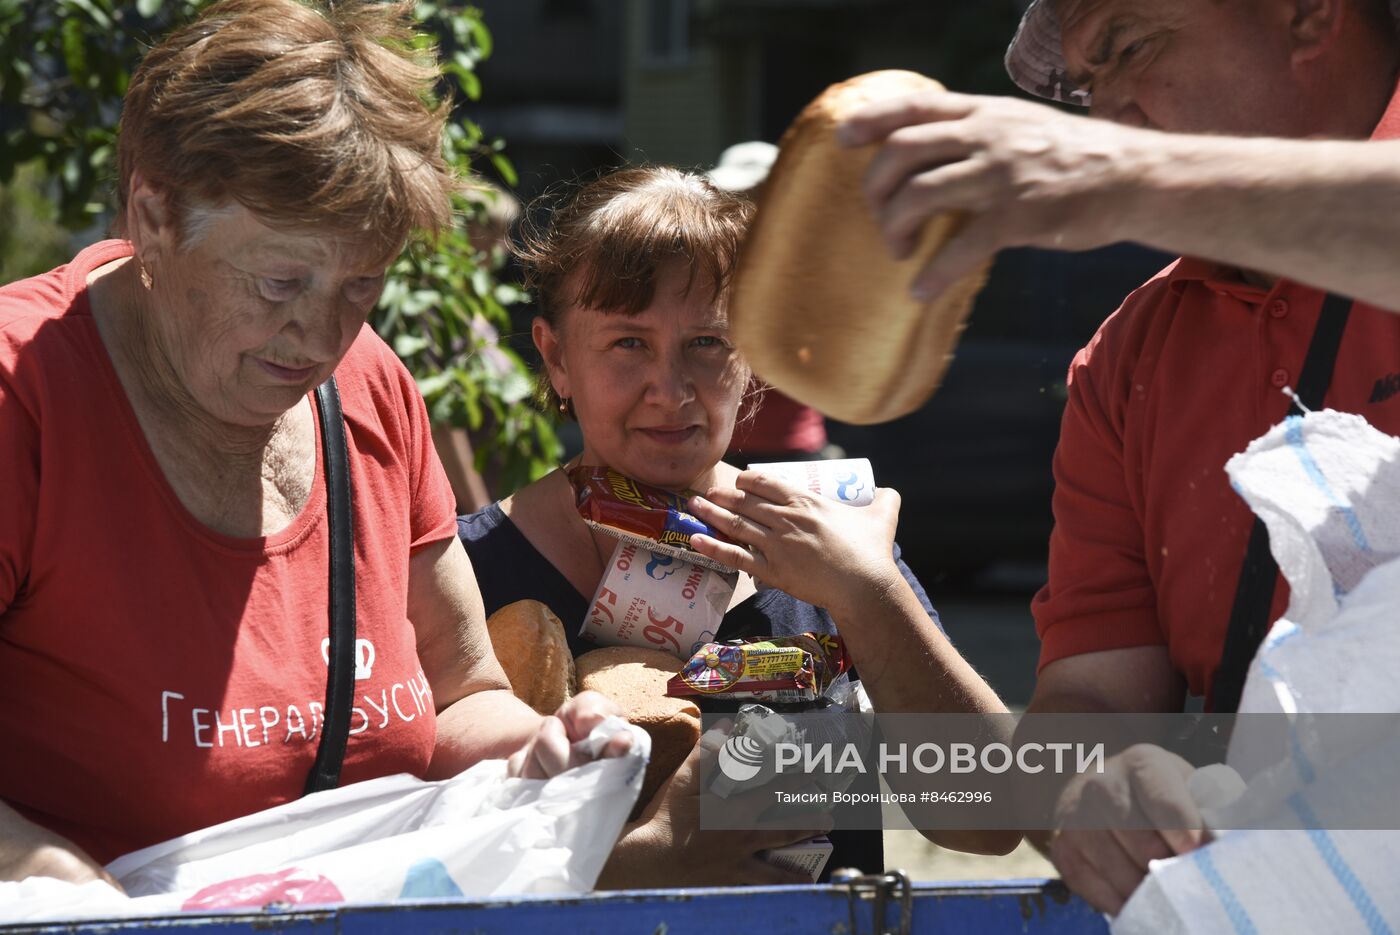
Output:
top-left (730, 70), bottom-right (992, 425)
top-left (485, 600), bottom-right (575, 715)
top-left (577, 647), bottom-right (701, 814)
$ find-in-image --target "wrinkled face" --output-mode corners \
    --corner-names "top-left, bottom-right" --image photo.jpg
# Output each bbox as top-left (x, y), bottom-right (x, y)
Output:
top-left (1056, 0), bottom-right (1306, 134)
top-left (538, 262), bottom-right (748, 491)
top-left (142, 204), bottom-right (392, 426)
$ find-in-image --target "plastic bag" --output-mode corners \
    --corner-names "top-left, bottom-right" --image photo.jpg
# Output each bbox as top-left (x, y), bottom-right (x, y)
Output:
top-left (1114, 412), bottom-right (1400, 935)
top-left (0, 717), bottom-right (648, 922)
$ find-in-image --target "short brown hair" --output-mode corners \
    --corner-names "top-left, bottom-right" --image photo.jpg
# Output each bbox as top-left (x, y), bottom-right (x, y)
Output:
top-left (116, 0), bottom-right (454, 254)
top-left (515, 166), bottom-right (754, 415)
top-left (517, 166), bottom-right (753, 323)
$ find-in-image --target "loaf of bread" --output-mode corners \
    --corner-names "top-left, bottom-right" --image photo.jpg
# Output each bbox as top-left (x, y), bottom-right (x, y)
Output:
top-left (577, 646), bottom-right (701, 814)
top-left (730, 69), bottom-right (991, 425)
top-left (485, 600), bottom-right (575, 716)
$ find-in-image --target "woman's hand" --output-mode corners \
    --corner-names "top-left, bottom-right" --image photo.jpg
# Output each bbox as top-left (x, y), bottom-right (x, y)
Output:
top-left (0, 806), bottom-right (122, 890)
top-left (688, 471), bottom-right (905, 618)
top-left (597, 726), bottom-right (825, 888)
top-left (506, 691), bottom-right (634, 780)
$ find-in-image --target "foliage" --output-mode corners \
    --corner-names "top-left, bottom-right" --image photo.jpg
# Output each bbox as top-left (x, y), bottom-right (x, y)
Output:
top-left (379, 3), bottom-right (561, 493)
top-left (0, 0), bottom-right (560, 491)
top-left (0, 0), bottom-right (207, 227)
top-left (0, 162), bottom-right (71, 280)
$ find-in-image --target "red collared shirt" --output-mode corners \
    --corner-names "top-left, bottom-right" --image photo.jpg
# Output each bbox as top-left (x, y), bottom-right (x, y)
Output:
top-left (1034, 83), bottom-right (1400, 708)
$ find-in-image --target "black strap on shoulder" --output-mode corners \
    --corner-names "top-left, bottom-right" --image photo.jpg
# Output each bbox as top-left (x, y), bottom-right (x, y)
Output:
top-left (305, 375), bottom-right (357, 795)
top-left (1212, 293), bottom-right (1352, 714)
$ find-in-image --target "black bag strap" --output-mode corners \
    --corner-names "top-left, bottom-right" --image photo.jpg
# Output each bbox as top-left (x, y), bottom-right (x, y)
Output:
top-left (1212, 293), bottom-right (1352, 714)
top-left (305, 375), bottom-right (357, 795)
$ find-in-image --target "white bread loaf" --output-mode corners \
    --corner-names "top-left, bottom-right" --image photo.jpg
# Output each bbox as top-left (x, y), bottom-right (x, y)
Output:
top-left (730, 70), bottom-right (991, 425)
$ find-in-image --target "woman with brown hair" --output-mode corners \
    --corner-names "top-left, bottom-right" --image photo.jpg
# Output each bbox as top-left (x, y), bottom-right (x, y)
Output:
top-left (458, 166), bottom-right (1017, 887)
top-left (0, 0), bottom-right (623, 886)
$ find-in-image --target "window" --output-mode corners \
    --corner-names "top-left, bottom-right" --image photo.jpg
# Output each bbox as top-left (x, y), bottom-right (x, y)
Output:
top-left (542, 0), bottom-right (594, 21)
top-left (642, 0), bottom-right (691, 67)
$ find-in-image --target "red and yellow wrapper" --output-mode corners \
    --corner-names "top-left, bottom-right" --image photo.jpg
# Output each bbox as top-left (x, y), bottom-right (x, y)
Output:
top-left (570, 466), bottom-right (737, 572)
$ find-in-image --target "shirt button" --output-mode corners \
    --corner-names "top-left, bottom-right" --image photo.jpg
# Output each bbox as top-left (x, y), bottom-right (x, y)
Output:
top-left (1271, 368), bottom-right (1290, 388)
top-left (1269, 299), bottom-right (1289, 319)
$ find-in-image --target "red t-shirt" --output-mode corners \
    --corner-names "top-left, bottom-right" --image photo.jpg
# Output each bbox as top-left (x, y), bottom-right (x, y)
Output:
top-left (1035, 81), bottom-right (1400, 708)
top-left (0, 241), bottom-right (458, 863)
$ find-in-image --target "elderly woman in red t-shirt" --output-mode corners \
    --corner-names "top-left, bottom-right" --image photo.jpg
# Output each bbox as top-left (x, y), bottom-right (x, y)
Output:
top-left (0, 0), bottom-right (622, 886)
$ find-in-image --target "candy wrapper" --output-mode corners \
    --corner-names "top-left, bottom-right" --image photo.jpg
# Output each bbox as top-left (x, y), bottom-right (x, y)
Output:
top-left (581, 538), bottom-right (737, 659)
top-left (747, 458), bottom-right (876, 507)
top-left (707, 702), bottom-right (869, 801)
top-left (667, 633), bottom-right (850, 704)
top-left (569, 466), bottom-right (735, 573)
top-left (763, 837), bottom-right (833, 882)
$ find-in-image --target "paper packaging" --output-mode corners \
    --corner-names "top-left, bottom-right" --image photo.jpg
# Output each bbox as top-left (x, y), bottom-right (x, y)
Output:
top-left (763, 836), bottom-right (833, 882)
top-left (581, 538), bottom-right (737, 660)
top-left (570, 465), bottom-right (736, 573)
top-left (748, 458), bottom-right (876, 507)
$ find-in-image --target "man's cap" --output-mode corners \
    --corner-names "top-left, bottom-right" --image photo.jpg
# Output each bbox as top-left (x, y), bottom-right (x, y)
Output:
top-left (707, 141), bottom-right (779, 193)
top-left (1004, 1), bottom-right (1083, 106)
top-left (1006, 0), bottom-right (1400, 107)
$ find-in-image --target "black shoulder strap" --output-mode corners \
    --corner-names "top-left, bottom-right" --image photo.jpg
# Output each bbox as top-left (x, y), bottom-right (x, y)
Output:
top-left (305, 375), bottom-right (357, 795)
top-left (1212, 293), bottom-right (1352, 714)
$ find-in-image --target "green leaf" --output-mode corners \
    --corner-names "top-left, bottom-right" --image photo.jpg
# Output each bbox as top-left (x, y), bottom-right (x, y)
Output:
top-left (416, 371), bottom-right (455, 398)
top-left (62, 0), bottom-right (113, 30)
top-left (136, 0), bottom-right (163, 16)
top-left (393, 333), bottom-right (431, 357)
top-left (470, 267), bottom-right (491, 297)
top-left (469, 15), bottom-right (493, 60)
top-left (463, 393), bottom-right (483, 431)
top-left (400, 288), bottom-right (443, 317)
top-left (430, 391), bottom-right (456, 425)
top-left (61, 152), bottom-right (80, 189)
top-left (489, 152), bottom-right (517, 188)
top-left (379, 277), bottom-right (409, 307)
top-left (493, 283), bottom-right (524, 306)
top-left (494, 369), bottom-right (533, 405)
top-left (60, 18), bottom-right (89, 85)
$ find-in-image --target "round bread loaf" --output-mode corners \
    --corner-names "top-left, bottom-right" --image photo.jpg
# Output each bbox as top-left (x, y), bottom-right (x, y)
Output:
top-left (485, 600), bottom-right (575, 716)
top-left (729, 70), bottom-right (991, 425)
top-left (577, 646), bottom-right (701, 815)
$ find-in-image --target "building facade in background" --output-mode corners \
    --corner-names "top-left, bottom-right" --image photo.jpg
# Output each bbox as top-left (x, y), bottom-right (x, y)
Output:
top-left (472, 0), bottom-right (1025, 195)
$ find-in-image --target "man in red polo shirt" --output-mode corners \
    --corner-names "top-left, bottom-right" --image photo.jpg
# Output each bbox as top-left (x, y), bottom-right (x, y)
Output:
top-left (840, 0), bottom-right (1400, 914)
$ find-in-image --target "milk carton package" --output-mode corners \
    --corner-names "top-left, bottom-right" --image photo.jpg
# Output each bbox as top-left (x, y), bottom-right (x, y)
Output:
top-left (748, 458), bottom-right (875, 507)
top-left (580, 539), bottom-right (737, 660)
top-left (579, 459), bottom-right (876, 656)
